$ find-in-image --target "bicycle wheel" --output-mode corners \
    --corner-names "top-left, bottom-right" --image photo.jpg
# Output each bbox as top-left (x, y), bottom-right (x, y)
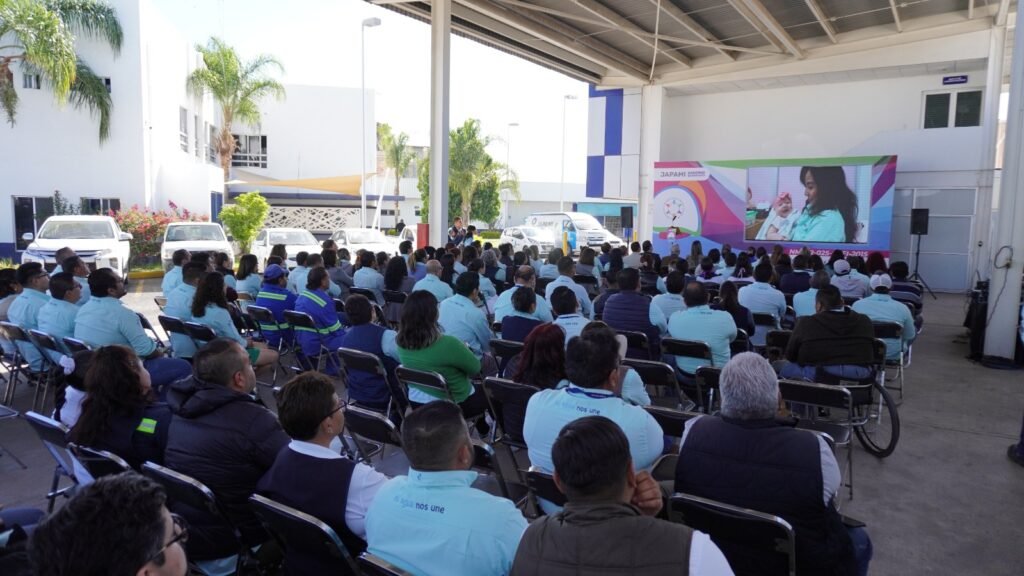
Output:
top-left (854, 381), bottom-right (900, 457)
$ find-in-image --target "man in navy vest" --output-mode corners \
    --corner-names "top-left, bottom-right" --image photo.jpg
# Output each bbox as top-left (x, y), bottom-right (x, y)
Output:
top-left (675, 352), bottom-right (872, 576)
top-left (601, 268), bottom-right (667, 359)
top-left (338, 294), bottom-right (401, 412)
top-left (257, 372), bottom-right (388, 574)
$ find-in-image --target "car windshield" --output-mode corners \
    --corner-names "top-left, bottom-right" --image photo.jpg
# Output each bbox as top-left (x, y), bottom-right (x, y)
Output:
top-left (269, 230), bottom-right (317, 245)
top-left (165, 225), bottom-right (226, 242)
top-left (38, 221), bottom-right (114, 240)
top-left (345, 229), bottom-right (387, 244)
top-left (573, 215), bottom-right (603, 230)
top-left (521, 227), bottom-right (550, 239)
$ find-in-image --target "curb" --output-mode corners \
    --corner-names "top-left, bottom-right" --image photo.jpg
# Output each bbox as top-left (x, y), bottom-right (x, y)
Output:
top-left (128, 270), bottom-right (164, 280)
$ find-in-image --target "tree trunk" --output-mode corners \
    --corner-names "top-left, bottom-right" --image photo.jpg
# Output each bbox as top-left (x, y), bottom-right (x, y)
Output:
top-left (394, 171), bottom-right (401, 226)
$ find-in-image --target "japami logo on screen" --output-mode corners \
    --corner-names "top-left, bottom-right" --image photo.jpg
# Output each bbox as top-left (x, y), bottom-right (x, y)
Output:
top-left (654, 185), bottom-right (702, 238)
top-left (656, 167), bottom-right (709, 181)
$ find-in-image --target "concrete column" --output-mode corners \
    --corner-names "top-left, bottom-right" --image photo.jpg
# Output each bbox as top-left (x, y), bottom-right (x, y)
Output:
top-left (637, 85), bottom-right (664, 246)
top-left (974, 26), bottom-right (1006, 281)
top-left (983, 22), bottom-right (1024, 361)
top-left (428, 0), bottom-right (451, 248)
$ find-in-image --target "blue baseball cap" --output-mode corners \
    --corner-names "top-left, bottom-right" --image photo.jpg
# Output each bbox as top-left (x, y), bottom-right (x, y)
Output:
top-left (263, 264), bottom-right (288, 281)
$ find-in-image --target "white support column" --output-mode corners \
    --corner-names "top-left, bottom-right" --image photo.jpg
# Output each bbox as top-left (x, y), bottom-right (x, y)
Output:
top-left (638, 85), bottom-right (664, 245)
top-left (983, 21), bottom-right (1024, 361)
top-left (429, 0), bottom-right (452, 247)
top-left (974, 26), bottom-right (1007, 281)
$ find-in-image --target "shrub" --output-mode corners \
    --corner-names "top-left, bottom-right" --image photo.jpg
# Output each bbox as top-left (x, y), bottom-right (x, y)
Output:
top-left (478, 229), bottom-right (501, 240)
top-left (111, 201), bottom-right (207, 266)
top-left (218, 191), bottom-right (269, 253)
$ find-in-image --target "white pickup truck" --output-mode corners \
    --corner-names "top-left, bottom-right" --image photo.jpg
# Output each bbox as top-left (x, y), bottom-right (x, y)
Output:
top-left (160, 222), bottom-right (234, 271)
top-left (20, 215), bottom-right (133, 280)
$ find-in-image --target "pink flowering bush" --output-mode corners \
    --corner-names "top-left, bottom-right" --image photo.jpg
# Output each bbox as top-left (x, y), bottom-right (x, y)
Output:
top-left (110, 201), bottom-right (208, 266)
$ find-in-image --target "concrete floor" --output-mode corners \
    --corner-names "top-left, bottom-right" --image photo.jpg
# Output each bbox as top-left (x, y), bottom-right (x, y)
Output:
top-left (1, 282), bottom-right (1022, 575)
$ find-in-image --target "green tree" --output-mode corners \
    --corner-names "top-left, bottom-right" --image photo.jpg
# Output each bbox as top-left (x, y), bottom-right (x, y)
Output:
top-left (218, 190), bottom-right (269, 253)
top-left (186, 37), bottom-right (284, 191)
top-left (383, 131), bottom-right (413, 221)
top-left (1, 0), bottom-right (123, 141)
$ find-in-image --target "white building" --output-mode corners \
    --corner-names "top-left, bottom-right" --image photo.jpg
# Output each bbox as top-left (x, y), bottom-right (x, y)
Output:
top-left (0, 0), bottom-right (223, 260)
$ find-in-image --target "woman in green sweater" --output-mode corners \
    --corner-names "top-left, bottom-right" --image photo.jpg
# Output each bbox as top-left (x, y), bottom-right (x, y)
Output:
top-left (396, 290), bottom-right (488, 424)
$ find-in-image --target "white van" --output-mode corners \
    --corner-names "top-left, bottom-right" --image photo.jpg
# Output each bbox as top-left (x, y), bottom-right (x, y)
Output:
top-left (523, 212), bottom-right (623, 255)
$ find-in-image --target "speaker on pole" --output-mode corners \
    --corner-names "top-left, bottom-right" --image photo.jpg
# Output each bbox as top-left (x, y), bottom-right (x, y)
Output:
top-left (620, 206), bottom-right (634, 229)
top-left (910, 208), bottom-right (930, 235)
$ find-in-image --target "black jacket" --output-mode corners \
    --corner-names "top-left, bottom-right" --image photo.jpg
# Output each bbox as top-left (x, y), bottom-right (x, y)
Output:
top-left (164, 376), bottom-right (290, 558)
top-left (786, 308), bottom-right (875, 367)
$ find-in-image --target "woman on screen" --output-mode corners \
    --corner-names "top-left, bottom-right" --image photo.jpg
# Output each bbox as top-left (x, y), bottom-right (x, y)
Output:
top-left (789, 166), bottom-right (859, 243)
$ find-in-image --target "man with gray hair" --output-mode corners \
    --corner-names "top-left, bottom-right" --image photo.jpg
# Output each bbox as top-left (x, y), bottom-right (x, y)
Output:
top-left (411, 259), bottom-right (453, 303)
top-left (674, 352), bottom-right (872, 576)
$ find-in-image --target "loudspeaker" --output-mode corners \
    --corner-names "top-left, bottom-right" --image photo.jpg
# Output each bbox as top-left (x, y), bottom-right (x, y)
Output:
top-left (620, 206), bottom-right (634, 229)
top-left (911, 208), bottom-right (929, 235)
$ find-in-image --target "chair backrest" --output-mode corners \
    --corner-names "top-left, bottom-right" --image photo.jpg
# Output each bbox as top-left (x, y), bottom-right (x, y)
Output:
top-left (481, 377), bottom-right (540, 447)
top-left (622, 358), bottom-right (684, 408)
top-left (154, 296), bottom-right (168, 310)
top-left (777, 379), bottom-right (852, 411)
top-left (359, 553), bottom-right (415, 576)
top-left (661, 338), bottom-right (712, 375)
top-left (235, 292), bottom-right (254, 302)
top-left (61, 337), bottom-right (92, 354)
top-left (28, 329), bottom-right (63, 355)
top-left (0, 321), bottom-right (29, 344)
top-left (490, 338), bottom-right (524, 376)
top-left (249, 493), bottom-right (360, 574)
top-left (730, 329), bottom-right (750, 356)
top-left (141, 462), bottom-right (229, 524)
top-left (337, 347), bottom-right (388, 378)
top-left (183, 321), bottom-right (217, 344)
top-left (395, 365), bottom-right (453, 401)
top-left (669, 492), bottom-right (796, 576)
top-left (752, 312), bottom-right (778, 328)
top-left (526, 468), bottom-right (567, 509)
top-left (334, 298), bottom-right (347, 313)
top-left (617, 329), bottom-right (651, 358)
top-left (283, 310), bottom-right (317, 331)
top-left (343, 404), bottom-right (403, 448)
top-left (24, 411), bottom-right (76, 475)
top-left (873, 321), bottom-right (902, 340)
top-left (158, 315), bottom-right (190, 337)
top-left (136, 312), bottom-right (161, 341)
top-left (572, 275), bottom-right (598, 286)
top-left (68, 443), bottom-right (132, 478)
top-left (350, 287), bottom-right (378, 301)
top-left (382, 290), bottom-right (407, 305)
top-left (643, 405), bottom-right (699, 438)
top-left (695, 366), bottom-right (722, 400)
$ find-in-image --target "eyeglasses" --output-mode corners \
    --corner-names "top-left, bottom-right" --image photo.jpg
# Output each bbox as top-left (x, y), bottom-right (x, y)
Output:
top-left (141, 513), bottom-right (189, 568)
top-left (324, 396), bottom-right (347, 420)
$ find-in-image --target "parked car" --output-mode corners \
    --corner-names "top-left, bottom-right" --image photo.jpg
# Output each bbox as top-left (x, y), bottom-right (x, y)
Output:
top-left (252, 228), bottom-right (321, 269)
top-left (20, 215), bottom-right (133, 280)
top-left (329, 228), bottom-right (397, 257)
top-left (160, 222), bottom-right (233, 271)
top-left (392, 226), bottom-right (417, 253)
top-left (499, 226), bottom-right (556, 256)
top-left (524, 211), bottom-right (623, 256)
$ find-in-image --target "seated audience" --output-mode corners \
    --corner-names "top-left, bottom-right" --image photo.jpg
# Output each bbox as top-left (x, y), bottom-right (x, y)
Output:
top-left (831, 259), bottom-right (870, 299)
top-left (512, 416), bottom-right (731, 576)
top-left (593, 268), bottom-right (620, 318)
top-left (889, 261), bottom-right (923, 298)
top-left (866, 251), bottom-right (889, 275)
top-left (639, 253), bottom-right (660, 290)
top-left (670, 281), bottom-right (737, 375)
top-left (603, 268), bottom-right (667, 357)
top-left (468, 258), bottom-right (498, 301)
top-left (287, 251), bottom-right (309, 294)
top-left (75, 268), bottom-right (191, 395)
top-left (623, 242), bottom-right (643, 269)
top-left (68, 345), bottom-right (171, 469)
top-left (408, 249), bottom-right (428, 281)
top-left (652, 270), bottom-right (687, 319)
top-left (295, 266), bottom-right (347, 374)
top-left (578, 322), bottom-right (650, 407)
top-left (165, 339), bottom-right (290, 559)
top-left (339, 248), bottom-right (355, 277)
top-left (493, 266), bottom-right (553, 323)
top-left (214, 252), bottom-right (236, 289)
top-left (738, 263), bottom-right (786, 347)
top-left (500, 287), bottom-right (546, 343)
top-left (675, 353), bottom-right (872, 576)
top-left (29, 473), bottom-right (189, 576)
top-left (544, 256), bottom-right (594, 319)
top-left (780, 254), bottom-right (813, 294)
top-left (304, 253), bottom-right (342, 297)
top-left (438, 272), bottom-right (493, 361)
top-left (777, 285), bottom-right (876, 381)
top-left (162, 248), bottom-right (190, 295)
top-left (551, 286), bottom-right (588, 345)
top-left (234, 254), bottom-right (261, 300)
top-left (852, 273), bottom-right (917, 361)
top-left (794, 270), bottom-right (830, 318)
top-left (574, 247), bottom-right (602, 282)
top-left (695, 257), bottom-right (722, 285)
top-left (338, 294), bottom-right (401, 411)
top-left (60, 255), bottom-right (91, 306)
top-left (323, 249), bottom-right (353, 298)
top-left (37, 272), bottom-right (81, 360)
top-left (538, 248), bottom-right (563, 279)
top-left (510, 324), bottom-right (567, 391)
top-left (711, 281), bottom-right (754, 339)
top-left (384, 254), bottom-right (416, 294)
top-left (354, 251), bottom-right (386, 305)
top-left (412, 260), bottom-right (454, 303)
top-left (191, 271), bottom-right (277, 372)
top-left (47, 247), bottom-right (76, 277)
top-left (7, 263), bottom-right (49, 371)
top-left (253, 264), bottom-right (297, 348)
top-left (365, 402), bottom-right (528, 576)
top-left (163, 262), bottom-right (207, 359)
top-left (257, 373), bottom-right (388, 572)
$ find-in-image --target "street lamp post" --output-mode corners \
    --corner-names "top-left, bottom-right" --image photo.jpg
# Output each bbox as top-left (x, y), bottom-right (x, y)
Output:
top-left (505, 121), bottom-right (518, 227)
top-left (361, 17), bottom-right (381, 228)
top-left (560, 95), bottom-right (576, 213)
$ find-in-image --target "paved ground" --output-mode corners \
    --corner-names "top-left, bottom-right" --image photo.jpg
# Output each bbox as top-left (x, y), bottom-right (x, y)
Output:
top-left (2, 282), bottom-right (1023, 575)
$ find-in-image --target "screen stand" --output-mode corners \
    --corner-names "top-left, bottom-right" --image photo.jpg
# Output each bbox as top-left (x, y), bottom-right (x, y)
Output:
top-left (910, 234), bottom-right (937, 300)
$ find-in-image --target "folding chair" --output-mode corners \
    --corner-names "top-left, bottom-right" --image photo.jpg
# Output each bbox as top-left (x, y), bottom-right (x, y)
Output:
top-left (1, 323), bottom-right (54, 410)
top-left (249, 493), bottom-right (362, 576)
top-left (470, 439), bottom-right (522, 501)
top-left (481, 377), bottom-right (539, 500)
top-left (382, 290), bottom-right (406, 328)
top-left (781, 305), bottom-right (797, 330)
top-left (572, 275), bottom-right (599, 299)
top-left (615, 329), bottom-right (654, 360)
top-left (67, 443), bottom-right (132, 478)
top-left (490, 339), bottom-right (524, 378)
top-left (154, 296), bottom-right (168, 311)
top-left (349, 287), bottom-right (379, 303)
top-left (337, 347), bottom-right (406, 419)
top-left (524, 467), bottom-right (567, 512)
top-left (661, 338), bottom-right (712, 408)
top-left (24, 411), bottom-right (82, 512)
top-left (643, 405), bottom-right (700, 439)
top-left (342, 403), bottom-right (403, 463)
top-left (873, 321), bottom-right (907, 399)
top-left (136, 311), bottom-right (165, 347)
top-left (246, 305), bottom-right (295, 385)
top-left (765, 330), bottom-right (792, 362)
top-left (334, 298), bottom-right (347, 314)
top-left (283, 310), bottom-right (339, 374)
top-left (695, 366), bottom-right (723, 413)
top-left (535, 277), bottom-right (552, 298)
top-left (183, 321), bottom-right (217, 348)
top-left (158, 315), bottom-right (194, 360)
top-left (622, 358), bottom-right (689, 410)
top-left (490, 321), bottom-right (502, 336)
top-left (395, 365), bottom-right (455, 402)
top-left (777, 379), bottom-right (855, 499)
top-left (27, 329), bottom-right (66, 411)
top-left (730, 328), bottom-right (750, 356)
top-left (669, 492), bottom-right (796, 576)
top-left (61, 336), bottom-right (92, 355)
top-left (359, 553), bottom-right (415, 576)
top-left (751, 313), bottom-right (779, 350)
top-left (783, 293), bottom-right (795, 307)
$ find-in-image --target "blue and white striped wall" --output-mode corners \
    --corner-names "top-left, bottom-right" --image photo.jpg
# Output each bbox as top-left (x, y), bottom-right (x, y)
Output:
top-left (586, 85), bottom-right (642, 200)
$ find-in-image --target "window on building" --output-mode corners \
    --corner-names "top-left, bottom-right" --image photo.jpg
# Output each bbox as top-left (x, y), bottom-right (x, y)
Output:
top-left (194, 115), bottom-right (201, 158)
top-left (80, 197), bottom-right (121, 215)
top-left (13, 196), bottom-right (54, 251)
top-left (22, 74), bottom-right (40, 89)
top-left (231, 134), bottom-right (268, 168)
top-left (381, 209), bottom-right (395, 216)
top-left (102, 77), bottom-right (111, 92)
top-left (923, 90), bottom-right (982, 129)
top-left (179, 107), bottom-right (189, 152)
top-left (207, 124), bottom-right (218, 163)
top-left (414, 207), bottom-right (421, 217)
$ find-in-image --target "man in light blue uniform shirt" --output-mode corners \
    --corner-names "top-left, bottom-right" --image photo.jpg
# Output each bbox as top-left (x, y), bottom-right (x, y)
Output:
top-left (439, 272), bottom-right (492, 358)
top-left (286, 251), bottom-right (310, 294)
top-left (161, 249), bottom-right (190, 295)
top-left (37, 273), bottom-right (82, 362)
top-left (668, 282), bottom-right (737, 375)
top-left (8, 263), bottom-right (50, 371)
top-left (544, 256), bottom-right (593, 319)
top-left (353, 251), bottom-right (386, 305)
top-left (550, 286), bottom-right (589, 346)
top-left (48, 247), bottom-right (76, 277)
top-left (652, 271), bottom-right (687, 319)
top-left (58, 256), bottom-right (92, 306)
top-left (852, 273), bottom-right (917, 361)
top-left (738, 263), bottom-right (786, 347)
top-left (411, 260), bottom-right (453, 303)
top-left (493, 266), bottom-right (553, 323)
top-left (162, 262), bottom-right (206, 359)
top-left (366, 402), bottom-right (527, 576)
top-left (794, 270), bottom-right (830, 317)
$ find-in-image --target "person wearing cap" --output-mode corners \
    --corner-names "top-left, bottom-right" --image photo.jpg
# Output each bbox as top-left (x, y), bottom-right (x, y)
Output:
top-left (255, 263), bottom-right (298, 349)
top-left (830, 259), bottom-right (870, 300)
top-left (411, 260), bottom-right (453, 303)
top-left (493, 265), bottom-right (553, 323)
top-left (7, 262), bottom-right (51, 371)
top-left (36, 272), bottom-right (82, 362)
top-left (852, 273), bottom-right (917, 361)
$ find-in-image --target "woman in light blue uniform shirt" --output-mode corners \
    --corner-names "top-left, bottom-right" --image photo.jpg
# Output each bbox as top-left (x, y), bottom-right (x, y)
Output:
top-left (234, 254), bottom-right (262, 300)
top-left (190, 271), bottom-right (278, 371)
top-left (789, 166), bottom-right (859, 244)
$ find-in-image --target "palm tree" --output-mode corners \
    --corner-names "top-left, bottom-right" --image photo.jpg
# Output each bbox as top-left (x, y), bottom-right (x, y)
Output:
top-left (0, 0), bottom-right (123, 141)
top-left (449, 118), bottom-right (519, 225)
top-left (186, 37), bottom-right (284, 191)
top-left (384, 131), bottom-right (414, 221)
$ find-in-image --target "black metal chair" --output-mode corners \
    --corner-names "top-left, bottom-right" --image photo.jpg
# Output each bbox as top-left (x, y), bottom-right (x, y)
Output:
top-left (283, 310), bottom-right (338, 373)
top-left (67, 443), bottom-right (132, 478)
top-left (395, 365), bottom-right (454, 402)
top-left (183, 321), bottom-right (217, 348)
top-left (661, 338), bottom-right (713, 407)
top-left (27, 329), bottom-right (64, 411)
top-left (154, 296), bottom-right (168, 311)
top-left (872, 321), bottom-right (907, 399)
top-left (61, 336), bottom-right (92, 355)
top-left (751, 313), bottom-right (779, 349)
top-left (249, 493), bottom-right (362, 576)
top-left (481, 377), bottom-right (539, 500)
top-left (471, 440), bottom-right (520, 501)
top-left (777, 379), bottom-right (855, 499)
top-left (349, 287), bottom-right (379, 303)
top-left (382, 290), bottom-right (407, 327)
top-left (765, 330), bottom-right (792, 362)
top-left (730, 328), bottom-right (751, 356)
top-left (842, 296), bottom-right (860, 307)
top-left (643, 405), bottom-right (700, 439)
top-left (490, 339), bottom-right (524, 378)
top-left (781, 305), bottom-right (797, 330)
top-left (342, 403), bottom-right (403, 463)
top-left (245, 305), bottom-right (292, 385)
top-left (359, 552), bottom-right (415, 576)
top-left (524, 467), bottom-right (567, 512)
top-left (669, 492), bottom-right (796, 576)
top-left (137, 311), bottom-right (166, 347)
top-left (24, 411), bottom-right (81, 512)
top-left (0, 322), bottom-right (50, 405)
top-left (617, 329), bottom-right (654, 360)
top-left (695, 366), bottom-right (723, 413)
top-left (158, 315), bottom-right (194, 358)
top-left (334, 298), bottom-right (347, 314)
top-left (337, 347), bottom-right (406, 419)
top-left (622, 358), bottom-right (688, 410)
top-left (572, 275), bottom-right (600, 299)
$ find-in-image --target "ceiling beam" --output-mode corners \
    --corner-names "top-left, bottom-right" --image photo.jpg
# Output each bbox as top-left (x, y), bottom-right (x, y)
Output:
top-left (729, 0), bottom-right (805, 58)
top-left (803, 0), bottom-right (837, 44)
top-left (888, 0), bottom-right (903, 33)
top-left (569, 0), bottom-right (692, 69)
top-left (996, 0), bottom-right (1011, 27)
top-left (647, 0), bottom-right (736, 60)
top-left (457, 0), bottom-right (652, 80)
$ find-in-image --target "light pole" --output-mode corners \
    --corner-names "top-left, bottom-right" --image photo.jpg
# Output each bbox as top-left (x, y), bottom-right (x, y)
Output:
top-left (360, 17), bottom-right (381, 228)
top-left (505, 121), bottom-right (518, 227)
top-left (560, 95), bottom-right (576, 212)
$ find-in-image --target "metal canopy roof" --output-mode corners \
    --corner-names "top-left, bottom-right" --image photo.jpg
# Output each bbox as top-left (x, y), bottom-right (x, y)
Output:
top-left (367, 0), bottom-right (1014, 86)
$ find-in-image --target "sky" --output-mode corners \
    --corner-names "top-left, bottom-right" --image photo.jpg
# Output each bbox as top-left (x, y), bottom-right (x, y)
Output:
top-left (151, 0), bottom-right (591, 184)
